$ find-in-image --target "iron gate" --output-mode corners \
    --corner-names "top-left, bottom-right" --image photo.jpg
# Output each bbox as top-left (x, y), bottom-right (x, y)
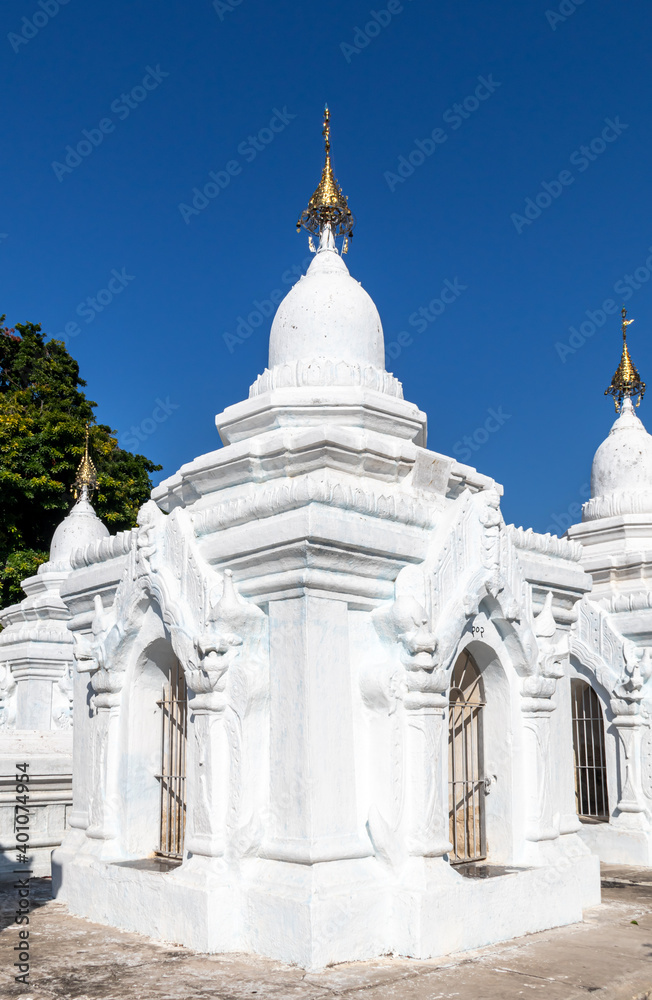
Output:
top-left (155, 658), bottom-right (188, 860)
top-left (448, 651), bottom-right (487, 864)
top-left (571, 680), bottom-right (609, 822)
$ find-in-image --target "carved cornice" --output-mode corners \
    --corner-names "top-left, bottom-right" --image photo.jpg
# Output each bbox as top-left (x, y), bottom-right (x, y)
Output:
top-left (191, 474), bottom-right (437, 537)
top-left (583, 490), bottom-right (652, 522)
top-left (0, 623), bottom-right (73, 647)
top-left (70, 528), bottom-right (136, 571)
top-left (249, 358), bottom-right (404, 399)
top-left (506, 524), bottom-right (583, 563)
top-left (599, 590), bottom-right (652, 614)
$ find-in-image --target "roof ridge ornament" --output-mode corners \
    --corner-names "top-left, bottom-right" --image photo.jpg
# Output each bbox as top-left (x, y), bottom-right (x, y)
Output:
top-left (296, 106), bottom-right (355, 255)
top-left (74, 424), bottom-right (98, 502)
top-left (605, 306), bottom-right (646, 412)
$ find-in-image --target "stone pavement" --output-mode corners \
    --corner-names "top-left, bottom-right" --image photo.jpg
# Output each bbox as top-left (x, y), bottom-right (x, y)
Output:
top-left (0, 868), bottom-right (651, 1000)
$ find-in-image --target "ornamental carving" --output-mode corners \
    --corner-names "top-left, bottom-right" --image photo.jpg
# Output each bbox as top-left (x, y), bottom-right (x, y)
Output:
top-left (373, 595), bottom-right (443, 706)
top-left (0, 663), bottom-right (16, 730)
top-left (73, 500), bottom-right (267, 709)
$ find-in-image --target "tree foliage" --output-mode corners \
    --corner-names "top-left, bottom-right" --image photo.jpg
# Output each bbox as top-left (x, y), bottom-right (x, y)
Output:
top-left (0, 316), bottom-right (161, 607)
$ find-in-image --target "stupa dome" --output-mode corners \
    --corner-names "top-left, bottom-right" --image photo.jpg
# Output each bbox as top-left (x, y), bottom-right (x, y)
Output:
top-left (583, 398), bottom-right (652, 520)
top-left (49, 497), bottom-right (109, 569)
top-left (268, 236), bottom-right (384, 370)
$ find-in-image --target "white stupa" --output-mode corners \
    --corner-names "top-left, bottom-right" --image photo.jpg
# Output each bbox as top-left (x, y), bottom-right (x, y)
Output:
top-left (0, 429), bottom-right (108, 877)
top-left (52, 109), bottom-right (599, 967)
top-left (568, 310), bottom-right (652, 865)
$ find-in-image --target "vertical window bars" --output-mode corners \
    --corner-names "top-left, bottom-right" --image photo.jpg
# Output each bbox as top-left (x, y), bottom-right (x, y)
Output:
top-left (155, 658), bottom-right (188, 860)
top-left (448, 651), bottom-right (487, 864)
top-left (571, 681), bottom-right (609, 822)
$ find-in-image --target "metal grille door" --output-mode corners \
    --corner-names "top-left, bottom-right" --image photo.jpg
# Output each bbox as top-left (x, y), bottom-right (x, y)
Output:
top-left (156, 658), bottom-right (188, 859)
top-left (448, 651), bottom-right (486, 864)
top-left (571, 681), bottom-right (609, 821)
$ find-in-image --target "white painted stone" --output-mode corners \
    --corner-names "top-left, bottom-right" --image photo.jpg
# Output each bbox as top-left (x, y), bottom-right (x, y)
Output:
top-left (50, 498), bottom-right (109, 569)
top-left (48, 235), bottom-right (603, 968)
top-left (567, 398), bottom-right (652, 865)
top-left (0, 495), bottom-right (108, 875)
top-left (268, 235), bottom-right (384, 375)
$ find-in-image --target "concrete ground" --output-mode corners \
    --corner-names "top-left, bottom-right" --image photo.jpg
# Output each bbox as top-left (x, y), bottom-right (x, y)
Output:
top-left (1, 867), bottom-right (651, 1000)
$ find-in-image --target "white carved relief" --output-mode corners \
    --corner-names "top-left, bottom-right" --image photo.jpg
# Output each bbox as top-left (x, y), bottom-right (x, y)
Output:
top-left (0, 663), bottom-right (17, 730)
top-left (73, 502), bottom-right (267, 706)
top-left (642, 721), bottom-right (652, 802)
top-left (521, 591), bottom-right (569, 708)
top-left (52, 663), bottom-right (74, 729)
top-left (572, 597), bottom-right (652, 712)
top-left (71, 498), bottom-right (269, 858)
top-left (249, 357), bottom-right (404, 398)
top-left (571, 596), bottom-right (652, 822)
top-left (192, 474), bottom-right (436, 537)
top-left (611, 642), bottom-right (652, 718)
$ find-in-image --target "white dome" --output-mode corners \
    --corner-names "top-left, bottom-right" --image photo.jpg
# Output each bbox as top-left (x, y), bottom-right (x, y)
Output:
top-left (49, 498), bottom-right (109, 569)
top-left (268, 241), bottom-right (384, 370)
top-left (584, 398), bottom-right (652, 520)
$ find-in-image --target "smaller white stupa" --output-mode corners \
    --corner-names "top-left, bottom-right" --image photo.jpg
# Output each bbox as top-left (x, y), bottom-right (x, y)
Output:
top-left (568, 309), bottom-right (652, 865)
top-left (0, 428), bottom-right (108, 877)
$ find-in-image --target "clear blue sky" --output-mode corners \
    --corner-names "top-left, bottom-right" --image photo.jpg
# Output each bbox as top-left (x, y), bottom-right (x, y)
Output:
top-left (2, 0), bottom-right (651, 535)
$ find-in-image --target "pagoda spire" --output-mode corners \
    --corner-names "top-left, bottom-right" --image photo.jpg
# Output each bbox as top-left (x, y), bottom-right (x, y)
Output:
top-left (296, 106), bottom-right (355, 254)
top-left (74, 424), bottom-right (98, 501)
top-left (604, 307), bottom-right (646, 412)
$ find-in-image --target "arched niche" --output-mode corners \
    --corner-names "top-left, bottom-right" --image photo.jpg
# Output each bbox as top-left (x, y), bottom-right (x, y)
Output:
top-left (570, 678), bottom-right (609, 822)
top-left (448, 636), bottom-right (516, 864)
top-left (116, 603), bottom-right (186, 860)
top-left (568, 655), bottom-right (617, 823)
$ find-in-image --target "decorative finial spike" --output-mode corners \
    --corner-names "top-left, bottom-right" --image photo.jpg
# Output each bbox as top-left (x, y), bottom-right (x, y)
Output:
top-left (74, 423), bottom-right (98, 501)
top-left (296, 106), bottom-right (355, 250)
top-left (604, 306), bottom-right (646, 412)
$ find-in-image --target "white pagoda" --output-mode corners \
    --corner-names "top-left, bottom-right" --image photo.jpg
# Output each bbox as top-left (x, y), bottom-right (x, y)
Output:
top-left (51, 111), bottom-right (600, 968)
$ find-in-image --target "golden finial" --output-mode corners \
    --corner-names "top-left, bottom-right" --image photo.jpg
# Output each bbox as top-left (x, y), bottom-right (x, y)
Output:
top-left (605, 307), bottom-right (646, 412)
top-left (296, 106), bottom-right (355, 249)
top-left (74, 424), bottom-right (98, 500)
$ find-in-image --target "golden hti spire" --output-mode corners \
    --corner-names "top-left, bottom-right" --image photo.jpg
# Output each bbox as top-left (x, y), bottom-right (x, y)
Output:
top-left (74, 424), bottom-right (98, 501)
top-left (605, 307), bottom-right (646, 412)
top-left (296, 106), bottom-right (355, 252)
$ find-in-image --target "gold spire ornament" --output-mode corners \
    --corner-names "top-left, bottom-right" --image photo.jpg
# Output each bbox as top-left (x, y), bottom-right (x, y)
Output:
top-left (605, 307), bottom-right (646, 412)
top-left (296, 106), bottom-right (355, 249)
top-left (74, 424), bottom-right (98, 500)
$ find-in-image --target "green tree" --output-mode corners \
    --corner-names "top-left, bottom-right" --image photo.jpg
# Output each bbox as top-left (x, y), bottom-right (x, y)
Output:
top-left (0, 316), bottom-right (161, 607)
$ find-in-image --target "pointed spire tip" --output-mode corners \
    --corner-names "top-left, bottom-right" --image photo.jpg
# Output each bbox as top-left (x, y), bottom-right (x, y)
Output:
top-left (605, 306), bottom-right (646, 412)
top-left (296, 106), bottom-right (355, 250)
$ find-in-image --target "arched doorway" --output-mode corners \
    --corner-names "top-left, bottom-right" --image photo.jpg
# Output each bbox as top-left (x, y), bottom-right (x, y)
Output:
top-left (571, 680), bottom-right (609, 822)
top-left (448, 650), bottom-right (486, 863)
top-left (155, 654), bottom-right (188, 860)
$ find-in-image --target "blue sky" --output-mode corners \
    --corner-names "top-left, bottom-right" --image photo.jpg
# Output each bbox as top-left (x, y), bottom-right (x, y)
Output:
top-left (2, 0), bottom-right (651, 535)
